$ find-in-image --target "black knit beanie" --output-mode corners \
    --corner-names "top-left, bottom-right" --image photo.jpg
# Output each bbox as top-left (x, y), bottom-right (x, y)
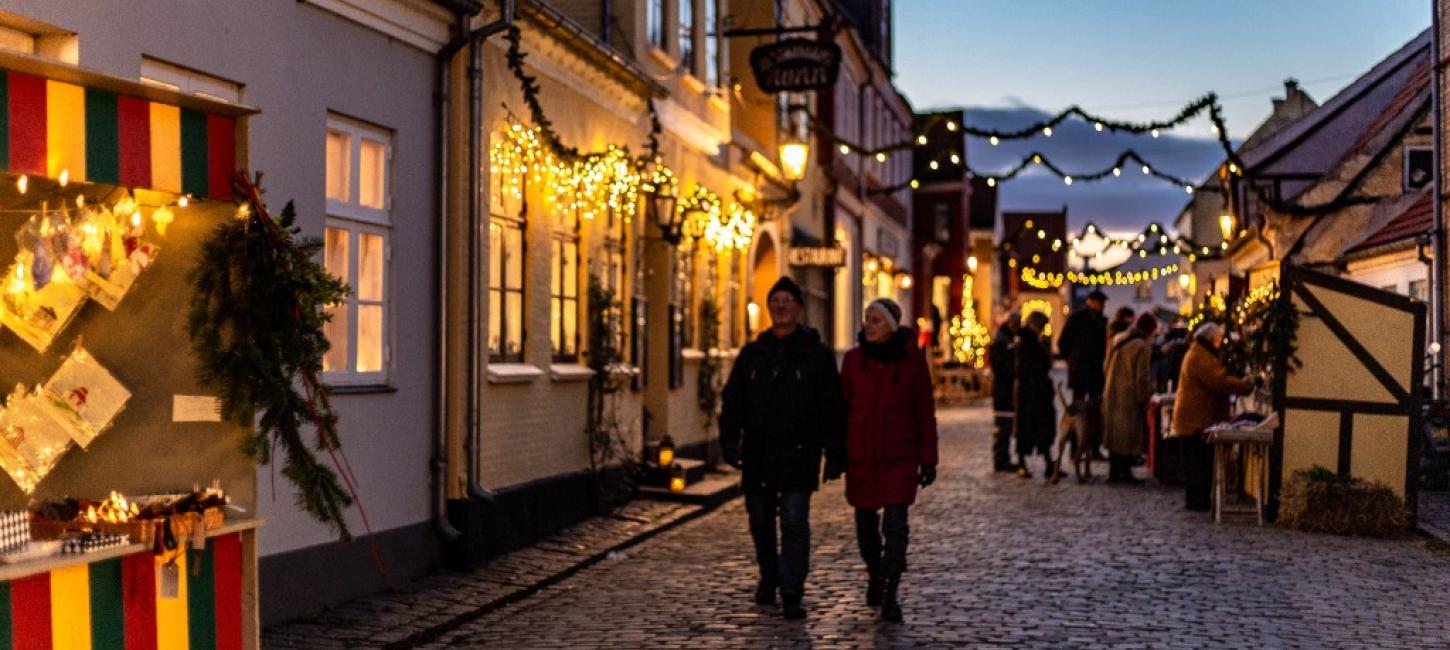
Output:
top-left (768, 276), bottom-right (805, 305)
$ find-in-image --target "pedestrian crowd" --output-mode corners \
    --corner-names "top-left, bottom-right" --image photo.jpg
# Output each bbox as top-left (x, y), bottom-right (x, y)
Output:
top-left (988, 289), bottom-right (1251, 511)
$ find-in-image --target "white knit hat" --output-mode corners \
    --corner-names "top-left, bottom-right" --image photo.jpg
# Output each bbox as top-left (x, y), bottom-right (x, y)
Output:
top-left (866, 298), bottom-right (902, 332)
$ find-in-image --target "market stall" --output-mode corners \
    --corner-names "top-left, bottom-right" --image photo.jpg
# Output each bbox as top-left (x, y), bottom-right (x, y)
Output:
top-left (0, 52), bottom-right (262, 648)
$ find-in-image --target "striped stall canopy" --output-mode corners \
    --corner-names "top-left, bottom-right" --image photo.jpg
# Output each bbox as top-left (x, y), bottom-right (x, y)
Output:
top-left (0, 69), bottom-right (236, 200)
top-left (0, 533), bottom-right (243, 650)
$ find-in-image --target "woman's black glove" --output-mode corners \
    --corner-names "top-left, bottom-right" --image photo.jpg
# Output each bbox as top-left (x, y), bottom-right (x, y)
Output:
top-left (918, 464), bottom-right (937, 487)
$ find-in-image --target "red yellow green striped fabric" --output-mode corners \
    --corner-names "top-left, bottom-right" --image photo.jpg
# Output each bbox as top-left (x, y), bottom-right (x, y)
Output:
top-left (0, 533), bottom-right (243, 650)
top-left (0, 68), bottom-right (235, 200)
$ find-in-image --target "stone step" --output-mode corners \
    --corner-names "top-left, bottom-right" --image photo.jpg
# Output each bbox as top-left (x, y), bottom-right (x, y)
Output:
top-left (641, 458), bottom-right (710, 487)
top-left (638, 469), bottom-right (741, 507)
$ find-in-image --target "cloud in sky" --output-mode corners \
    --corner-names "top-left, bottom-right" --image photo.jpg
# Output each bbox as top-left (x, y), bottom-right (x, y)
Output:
top-left (964, 105), bottom-right (1227, 233)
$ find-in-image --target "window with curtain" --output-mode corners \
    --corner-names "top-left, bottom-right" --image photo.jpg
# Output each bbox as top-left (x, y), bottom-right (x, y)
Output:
top-left (488, 216), bottom-right (525, 362)
top-left (323, 114), bottom-right (392, 385)
top-left (551, 208), bottom-right (581, 362)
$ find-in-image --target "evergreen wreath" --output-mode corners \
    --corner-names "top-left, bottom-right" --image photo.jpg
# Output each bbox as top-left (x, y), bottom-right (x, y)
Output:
top-left (188, 173), bottom-right (354, 539)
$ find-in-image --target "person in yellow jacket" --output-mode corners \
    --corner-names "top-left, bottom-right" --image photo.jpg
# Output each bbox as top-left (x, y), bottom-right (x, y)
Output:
top-left (1171, 323), bottom-right (1251, 511)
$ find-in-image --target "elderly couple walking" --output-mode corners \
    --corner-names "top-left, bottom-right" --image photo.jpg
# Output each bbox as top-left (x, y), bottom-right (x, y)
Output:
top-left (718, 277), bottom-right (939, 623)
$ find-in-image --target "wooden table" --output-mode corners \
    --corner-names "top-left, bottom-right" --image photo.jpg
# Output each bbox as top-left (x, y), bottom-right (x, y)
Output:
top-left (1207, 421), bottom-right (1275, 525)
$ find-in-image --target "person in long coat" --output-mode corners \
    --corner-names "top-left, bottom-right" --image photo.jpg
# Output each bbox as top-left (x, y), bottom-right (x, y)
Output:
top-left (1015, 311), bottom-right (1055, 478)
top-left (989, 312), bottom-right (1021, 472)
top-left (1057, 290), bottom-right (1108, 401)
top-left (1102, 312), bottom-right (1158, 483)
top-left (1170, 323), bottom-right (1251, 511)
top-left (719, 276), bottom-right (846, 620)
top-left (841, 298), bottom-right (938, 623)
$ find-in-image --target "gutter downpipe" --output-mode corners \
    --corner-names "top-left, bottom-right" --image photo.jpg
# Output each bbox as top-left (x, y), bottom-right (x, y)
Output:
top-left (431, 0), bottom-right (515, 543)
top-left (467, 0), bottom-right (516, 502)
top-left (1432, 0), bottom-right (1446, 399)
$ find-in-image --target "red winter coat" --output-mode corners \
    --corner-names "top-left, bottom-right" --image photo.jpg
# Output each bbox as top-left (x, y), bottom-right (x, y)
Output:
top-left (842, 332), bottom-right (939, 509)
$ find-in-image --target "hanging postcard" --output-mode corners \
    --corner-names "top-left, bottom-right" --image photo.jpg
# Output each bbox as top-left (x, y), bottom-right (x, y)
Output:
top-left (0, 386), bottom-right (77, 494)
top-left (42, 346), bottom-right (130, 448)
top-left (74, 204), bottom-right (159, 311)
top-left (0, 254), bottom-right (88, 353)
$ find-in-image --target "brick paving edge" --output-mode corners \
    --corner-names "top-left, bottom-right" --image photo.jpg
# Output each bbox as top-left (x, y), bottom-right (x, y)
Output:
top-left (380, 495), bottom-right (734, 649)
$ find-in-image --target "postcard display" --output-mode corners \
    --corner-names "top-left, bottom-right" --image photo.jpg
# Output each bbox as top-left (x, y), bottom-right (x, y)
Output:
top-left (0, 56), bottom-right (264, 650)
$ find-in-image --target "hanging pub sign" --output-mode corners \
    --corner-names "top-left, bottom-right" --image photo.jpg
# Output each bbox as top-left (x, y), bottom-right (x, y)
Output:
top-left (788, 246), bottom-right (846, 268)
top-left (749, 38), bottom-right (841, 93)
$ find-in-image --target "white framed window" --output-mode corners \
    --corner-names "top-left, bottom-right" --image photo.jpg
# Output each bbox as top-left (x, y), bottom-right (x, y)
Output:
top-left (325, 114), bottom-right (391, 224)
top-left (703, 0), bottom-right (721, 88)
top-left (323, 114), bottom-right (393, 385)
top-left (550, 206), bottom-right (582, 362)
top-left (139, 56), bottom-right (243, 104)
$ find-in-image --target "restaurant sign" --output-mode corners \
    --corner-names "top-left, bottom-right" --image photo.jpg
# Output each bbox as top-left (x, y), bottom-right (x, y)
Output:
top-left (789, 246), bottom-right (847, 268)
top-left (749, 39), bottom-right (841, 93)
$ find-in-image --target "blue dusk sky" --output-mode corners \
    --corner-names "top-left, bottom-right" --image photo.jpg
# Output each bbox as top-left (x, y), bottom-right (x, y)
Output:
top-left (892, 0), bottom-right (1430, 233)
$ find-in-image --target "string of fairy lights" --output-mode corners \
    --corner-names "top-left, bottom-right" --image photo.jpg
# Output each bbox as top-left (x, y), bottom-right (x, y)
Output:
top-left (496, 25), bottom-right (756, 253)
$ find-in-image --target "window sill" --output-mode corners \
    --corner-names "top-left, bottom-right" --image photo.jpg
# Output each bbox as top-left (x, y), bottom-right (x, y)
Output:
top-left (681, 348), bottom-right (707, 360)
top-left (487, 363), bottom-right (544, 384)
top-left (550, 364), bottom-right (595, 382)
top-left (706, 92), bottom-right (729, 113)
top-left (606, 363), bottom-right (641, 378)
top-left (326, 384), bottom-right (398, 395)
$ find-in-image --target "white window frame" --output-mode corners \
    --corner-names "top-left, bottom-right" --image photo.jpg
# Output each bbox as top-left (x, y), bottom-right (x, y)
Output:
top-left (323, 114), bottom-right (395, 386)
top-left (139, 56), bottom-right (244, 104)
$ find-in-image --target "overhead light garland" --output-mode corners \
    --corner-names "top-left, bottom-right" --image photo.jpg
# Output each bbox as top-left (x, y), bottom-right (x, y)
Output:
top-left (871, 147), bottom-right (1204, 195)
top-left (673, 184), bottom-right (756, 252)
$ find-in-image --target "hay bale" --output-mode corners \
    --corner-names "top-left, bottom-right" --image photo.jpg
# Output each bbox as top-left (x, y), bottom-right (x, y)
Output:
top-left (1279, 466), bottom-right (1408, 537)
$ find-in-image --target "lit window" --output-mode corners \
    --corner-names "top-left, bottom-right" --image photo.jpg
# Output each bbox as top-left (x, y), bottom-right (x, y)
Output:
top-left (552, 237), bottom-right (580, 361)
top-left (323, 114), bottom-right (393, 385)
top-left (489, 217), bottom-right (526, 363)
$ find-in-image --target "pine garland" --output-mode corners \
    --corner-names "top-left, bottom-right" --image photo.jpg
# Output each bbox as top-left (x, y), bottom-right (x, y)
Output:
top-left (187, 175), bottom-right (354, 540)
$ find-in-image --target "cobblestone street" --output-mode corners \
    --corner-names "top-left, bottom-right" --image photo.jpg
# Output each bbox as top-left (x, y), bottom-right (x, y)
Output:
top-left (403, 405), bottom-right (1450, 649)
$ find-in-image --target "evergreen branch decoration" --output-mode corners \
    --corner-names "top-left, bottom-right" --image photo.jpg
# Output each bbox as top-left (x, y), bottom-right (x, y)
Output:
top-left (187, 174), bottom-right (354, 540)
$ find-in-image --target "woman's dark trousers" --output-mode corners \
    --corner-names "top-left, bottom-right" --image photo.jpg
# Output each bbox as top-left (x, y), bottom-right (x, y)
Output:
top-left (855, 505), bottom-right (909, 579)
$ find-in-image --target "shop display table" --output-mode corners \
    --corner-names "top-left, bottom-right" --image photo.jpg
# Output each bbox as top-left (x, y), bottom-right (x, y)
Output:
top-left (1207, 417), bottom-right (1276, 525)
top-left (0, 517), bottom-right (263, 649)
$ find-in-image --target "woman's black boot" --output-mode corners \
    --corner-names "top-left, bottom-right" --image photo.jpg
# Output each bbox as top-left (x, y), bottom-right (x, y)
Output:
top-left (866, 571), bottom-right (884, 607)
top-left (881, 575), bottom-right (903, 622)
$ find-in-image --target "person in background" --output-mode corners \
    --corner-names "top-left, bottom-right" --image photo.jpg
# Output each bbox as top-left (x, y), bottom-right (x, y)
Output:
top-left (841, 298), bottom-right (938, 623)
top-left (1015, 311), bottom-right (1056, 478)
top-left (1102, 313), bottom-right (1158, 484)
top-left (1107, 306), bottom-right (1136, 345)
top-left (989, 311), bottom-right (1022, 473)
top-left (718, 276), bottom-right (846, 620)
top-left (1057, 290), bottom-right (1109, 403)
top-left (1153, 319), bottom-right (1190, 393)
top-left (1170, 322), bottom-right (1251, 511)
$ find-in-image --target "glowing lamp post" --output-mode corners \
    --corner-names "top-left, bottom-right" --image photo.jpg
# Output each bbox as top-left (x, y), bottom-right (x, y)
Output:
top-left (1218, 214), bottom-right (1236, 242)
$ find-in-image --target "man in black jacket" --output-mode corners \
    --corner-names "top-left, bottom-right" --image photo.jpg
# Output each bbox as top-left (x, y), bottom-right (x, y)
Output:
top-left (719, 276), bottom-right (845, 621)
top-left (989, 311), bottom-right (1021, 472)
top-left (1057, 289), bottom-right (1109, 401)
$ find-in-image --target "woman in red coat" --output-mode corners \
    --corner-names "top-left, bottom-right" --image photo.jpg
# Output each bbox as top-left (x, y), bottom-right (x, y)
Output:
top-left (841, 298), bottom-right (939, 623)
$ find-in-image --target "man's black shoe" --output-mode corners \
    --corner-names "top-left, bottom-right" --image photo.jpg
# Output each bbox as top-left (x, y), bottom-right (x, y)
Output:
top-left (993, 463), bottom-right (1019, 473)
top-left (754, 581), bottom-right (777, 605)
top-left (782, 597), bottom-right (806, 620)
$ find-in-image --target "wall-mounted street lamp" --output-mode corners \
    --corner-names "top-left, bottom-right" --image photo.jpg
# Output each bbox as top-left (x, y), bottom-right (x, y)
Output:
top-left (649, 180), bottom-right (682, 245)
top-left (1218, 213), bottom-right (1236, 242)
top-left (780, 136), bottom-right (810, 182)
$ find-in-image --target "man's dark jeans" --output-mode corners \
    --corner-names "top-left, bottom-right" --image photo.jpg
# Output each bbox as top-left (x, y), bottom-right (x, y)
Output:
top-left (855, 505), bottom-right (909, 577)
top-left (993, 414), bottom-right (1014, 468)
top-left (745, 490), bottom-right (811, 601)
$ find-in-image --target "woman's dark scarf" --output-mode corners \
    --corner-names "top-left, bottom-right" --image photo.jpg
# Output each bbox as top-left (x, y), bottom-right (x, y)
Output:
top-left (858, 328), bottom-right (910, 362)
